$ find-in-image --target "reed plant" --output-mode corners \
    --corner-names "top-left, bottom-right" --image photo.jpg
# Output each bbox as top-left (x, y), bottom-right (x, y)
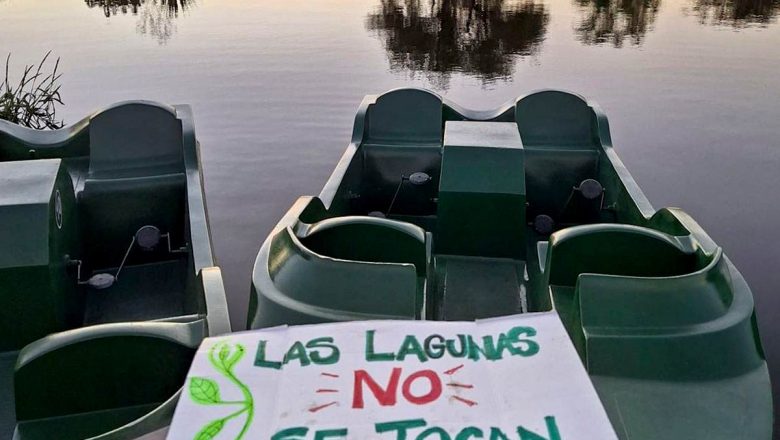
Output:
top-left (0, 52), bottom-right (64, 129)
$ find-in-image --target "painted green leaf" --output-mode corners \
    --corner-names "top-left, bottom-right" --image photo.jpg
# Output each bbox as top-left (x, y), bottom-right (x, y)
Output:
top-left (194, 418), bottom-right (225, 440)
top-left (189, 377), bottom-right (221, 404)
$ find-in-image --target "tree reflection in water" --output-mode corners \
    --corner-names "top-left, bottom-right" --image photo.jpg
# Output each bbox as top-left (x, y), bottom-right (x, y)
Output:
top-left (689, 0), bottom-right (779, 27)
top-left (365, 0), bottom-right (549, 88)
top-left (84, 0), bottom-right (193, 44)
top-left (574, 0), bottom-right (661, 47)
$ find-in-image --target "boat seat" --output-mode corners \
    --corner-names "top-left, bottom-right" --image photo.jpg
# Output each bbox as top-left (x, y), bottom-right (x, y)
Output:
top-left (544, 224), bottom-right (699, 287)
top-left (78, 102), bottom-right (186, 267)
top-left (541, 223), bottom-right (763, 382)
top-left (358, 88), bottom-right (444, 216)
top-left (515, 91), bottom-right (602, 219)
top-left (540, 224), bottom-right (700, 340)
top-left (252, 216), bottom-right (430, 326)
top-left (14, 320), bottom-right (204, 436)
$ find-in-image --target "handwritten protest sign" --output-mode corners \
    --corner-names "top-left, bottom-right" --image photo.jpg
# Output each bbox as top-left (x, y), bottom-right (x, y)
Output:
top-left (167, 312), bottom-right (618, 440)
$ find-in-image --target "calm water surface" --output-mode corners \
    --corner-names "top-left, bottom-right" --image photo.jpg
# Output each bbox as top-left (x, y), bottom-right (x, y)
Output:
top-left (2, 0), bottom-right (779, 419)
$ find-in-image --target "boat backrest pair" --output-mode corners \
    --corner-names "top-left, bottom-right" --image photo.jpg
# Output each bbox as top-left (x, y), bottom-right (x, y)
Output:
top-left (355, 88), bottom-right (604, 258)
top-left (341, 88), bottom-right (610, 233)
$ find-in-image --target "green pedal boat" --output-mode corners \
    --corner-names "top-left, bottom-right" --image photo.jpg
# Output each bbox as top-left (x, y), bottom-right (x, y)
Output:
top-left (0, 102), bottom-right (230, 439)
top-left (247, 88), bottom-right (773, 439)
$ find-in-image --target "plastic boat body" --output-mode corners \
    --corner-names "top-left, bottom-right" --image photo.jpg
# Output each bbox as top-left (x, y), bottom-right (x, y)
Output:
top-left (248, 88), bottom-right (773, 439)
top-left (0, 102), bottom-right (230, 439)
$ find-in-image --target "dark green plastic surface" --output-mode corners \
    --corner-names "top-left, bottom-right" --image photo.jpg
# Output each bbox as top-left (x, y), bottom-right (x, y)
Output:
top-left (248, 88), bottom-right (773, 439)
top-left (0, 103), bottom-right (230, 440)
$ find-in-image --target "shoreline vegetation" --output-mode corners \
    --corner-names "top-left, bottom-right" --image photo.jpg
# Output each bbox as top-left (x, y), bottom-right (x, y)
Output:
top-left (0, 51), bottom-right (63, 130)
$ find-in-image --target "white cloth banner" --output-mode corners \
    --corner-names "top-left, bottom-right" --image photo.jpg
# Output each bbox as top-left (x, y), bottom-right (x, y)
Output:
top-left (168, 312), bottom-right (618, 440)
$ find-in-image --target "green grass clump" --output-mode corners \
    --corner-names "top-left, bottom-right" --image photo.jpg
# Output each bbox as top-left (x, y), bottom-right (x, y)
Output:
top-left (0, 52), bottom-right (64, 130)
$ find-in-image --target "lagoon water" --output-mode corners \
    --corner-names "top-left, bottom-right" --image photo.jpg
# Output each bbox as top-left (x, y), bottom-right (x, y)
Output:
top-left (2, 0), bottom-right (779, 424)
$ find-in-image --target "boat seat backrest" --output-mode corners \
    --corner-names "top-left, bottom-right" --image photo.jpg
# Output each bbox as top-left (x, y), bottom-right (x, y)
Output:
top-left (515, 90), bottom-right (597, 148)
top-left (87, 102), bottom-right (184, 179)
top-left (545, 224), bottom-right (699, 287)
top-left (79, 103), bottom-right (187, 267)
top-left (365, 88), bottom-right (443, 146)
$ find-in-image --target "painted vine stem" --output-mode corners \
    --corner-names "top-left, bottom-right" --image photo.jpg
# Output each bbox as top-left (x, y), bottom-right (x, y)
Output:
top-left (189, 342), bottom-right (254, 440)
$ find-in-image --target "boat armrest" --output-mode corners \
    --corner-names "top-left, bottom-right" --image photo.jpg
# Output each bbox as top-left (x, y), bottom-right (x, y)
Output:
top-left (14, 320), bottom-right (205, 422)
top-left (199, 266), bottom-right (231, 336)
top-left (647, 207), bottom-right (719, 253)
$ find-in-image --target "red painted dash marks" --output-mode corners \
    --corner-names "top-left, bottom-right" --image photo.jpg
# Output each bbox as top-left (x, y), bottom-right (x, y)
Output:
top-left (308, 401), bottom-right (338, 413)
top-left (443, 364), bottom-right (464, 376)
top-left (446, 382), bottom-right (474, 389)
top-left (452, 396), bottom-right (478, 407)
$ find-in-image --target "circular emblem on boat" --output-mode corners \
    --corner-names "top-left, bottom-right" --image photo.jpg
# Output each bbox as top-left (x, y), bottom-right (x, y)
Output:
top-left (409, 172), bottom-right (432, 186)
top-left (135, 225), bottom-right (162, 251)
top-left (579, 179), bottom-right (604, 200)
top-left (55, 189), bottom-right (63, 229)
top-left (533, 214), bottom-right (554, 235)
